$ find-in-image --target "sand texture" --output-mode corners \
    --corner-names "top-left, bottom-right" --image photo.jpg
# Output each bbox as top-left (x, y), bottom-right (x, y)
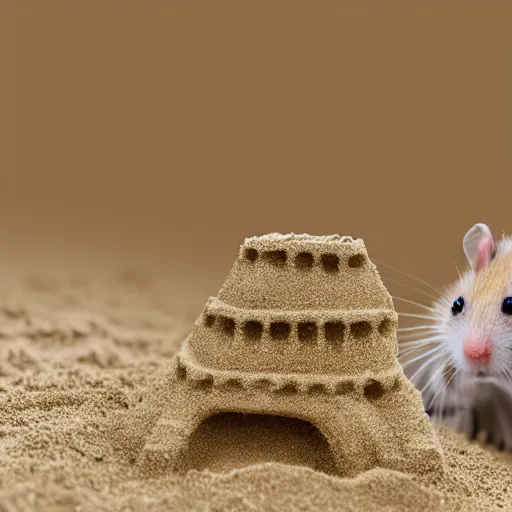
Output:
top-left (1, 239), bottom-right (512, 511)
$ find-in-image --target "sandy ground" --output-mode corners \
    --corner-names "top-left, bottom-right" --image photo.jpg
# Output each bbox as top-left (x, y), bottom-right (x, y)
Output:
top-left (2, 261), bottom-right (512, 511)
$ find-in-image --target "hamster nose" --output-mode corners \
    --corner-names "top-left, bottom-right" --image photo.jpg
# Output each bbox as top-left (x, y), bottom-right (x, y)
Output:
top-left (463, 338), bottom-right (492, 363)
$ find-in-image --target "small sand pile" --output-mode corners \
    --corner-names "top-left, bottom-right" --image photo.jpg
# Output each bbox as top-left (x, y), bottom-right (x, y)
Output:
top-left (0, 238), bottom-right (512, 511)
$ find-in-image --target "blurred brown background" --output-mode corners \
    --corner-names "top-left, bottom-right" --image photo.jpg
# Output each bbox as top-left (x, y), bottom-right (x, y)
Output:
top-left (2, 1), bottom-right (511, 319)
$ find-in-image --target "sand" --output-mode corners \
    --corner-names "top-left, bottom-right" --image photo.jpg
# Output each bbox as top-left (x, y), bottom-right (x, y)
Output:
top-left (1, 238), bottom-right (512, 511)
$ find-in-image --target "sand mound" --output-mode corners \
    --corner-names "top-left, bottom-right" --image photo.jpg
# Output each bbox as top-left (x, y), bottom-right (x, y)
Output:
top-left (1, 243), bottom-right (512, 510)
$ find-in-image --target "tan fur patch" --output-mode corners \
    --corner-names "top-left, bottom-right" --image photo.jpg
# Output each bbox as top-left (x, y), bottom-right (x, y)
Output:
top-left (470, 252), bottom-right (512, 326)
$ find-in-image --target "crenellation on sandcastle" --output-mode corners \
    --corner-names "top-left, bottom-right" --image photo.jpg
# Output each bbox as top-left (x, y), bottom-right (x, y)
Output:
top-left (218, 234), bottom-right (392, 311)
top-left (114, 233), bottom-right (445, 478)
top-left (187, 299), bottom-right (398, 376)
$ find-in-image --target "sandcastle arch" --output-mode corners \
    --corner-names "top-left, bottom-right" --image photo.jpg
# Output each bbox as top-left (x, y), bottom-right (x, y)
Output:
top-left (184, 411), bottom-right (340, 474)
top-left (174, 406), bottom-right (375, 476)
top-left (114, 233), bottom-right (445, 478)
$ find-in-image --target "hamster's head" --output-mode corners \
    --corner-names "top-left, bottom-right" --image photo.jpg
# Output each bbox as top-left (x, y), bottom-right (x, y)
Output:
top-left (435, 223), bottom-right (512, 379)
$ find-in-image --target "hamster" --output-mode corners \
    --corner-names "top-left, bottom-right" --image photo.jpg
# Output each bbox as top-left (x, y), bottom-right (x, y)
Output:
top-left (401, 223), bottom-right (512, 450)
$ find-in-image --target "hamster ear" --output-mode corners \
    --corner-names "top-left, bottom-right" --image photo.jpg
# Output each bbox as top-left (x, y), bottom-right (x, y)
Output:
top-left (463, 223), bottom-right (496, 272)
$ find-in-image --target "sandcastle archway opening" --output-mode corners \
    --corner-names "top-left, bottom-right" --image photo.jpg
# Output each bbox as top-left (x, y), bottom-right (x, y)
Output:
top-left (182, 412), bottom-right (339, 475)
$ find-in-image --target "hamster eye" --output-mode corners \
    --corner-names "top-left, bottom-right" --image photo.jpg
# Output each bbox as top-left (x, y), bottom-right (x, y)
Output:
top-left (502, 297), bottom-right (512, 315)
top-left (451, 296), bottom-right (464, 315)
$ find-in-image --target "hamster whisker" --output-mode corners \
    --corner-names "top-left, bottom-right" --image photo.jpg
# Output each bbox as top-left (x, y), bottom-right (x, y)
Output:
top-left (434, 388), bottom-right (451, 426)
top-left (399, 342), bottom-right (439, 364)
top-left (399, 345), bottom-right (441, 357)
top-left (504, 368), bottom-right (512, 389)
top-left (425, 390), bottom-right (444, 420)
top-left (451, 374), bottom-right (470, 422)
top-left (380, 276), bottom-right (442, 302)
top-left (425, 365), bottom-right (459, 412)
top-left (399, 345), bottom-right (442, 362)
top-left (397, 313), bottom-right (437, 321)
top-left (432, 366), bottom-right (461, 422)
top-left (445, 366), bottom-right (459, 389)
top-left (452, 259), bottom-right (462, 280)
top-left (390, 296), bottom-right (437, 313)
top-left (398, 325), bottom-right (442, 333)
top-left (429, 383), bottom-right (446, 419)
top-left (400, 344), bottom-right (448, 370)
top-left (407, 349), bottom-right (451, 386)
top-left (495, 364), bottom-right (512, 386)
top-left (399, 336), bottom-right (440, 345)
top-left (398, 335), bottom-right (443, 351)
top-left (399, 348), bottom-right (434, 363)
top-left (398, 331), bottom-right (443, 343)
top-left (502, 363), bottom-right (512, 382)
top-left (399, 331), bottom-right (444, 341)
top-left (370, 257), bottom-right (444, 295)
top-left (496, 369), bottom-right (512, 392)
top-left (421, 365), bottom-right (448, 398)
top-left (489, 375), bottom-right (511, 392)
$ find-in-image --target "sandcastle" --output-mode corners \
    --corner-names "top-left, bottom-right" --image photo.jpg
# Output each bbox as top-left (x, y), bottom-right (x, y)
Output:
top-left (115, 233), bottom-right (445, 478)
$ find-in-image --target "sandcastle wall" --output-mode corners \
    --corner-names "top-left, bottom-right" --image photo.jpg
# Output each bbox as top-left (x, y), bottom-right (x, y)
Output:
top-left (184, 234), bottom-right (397, 375)
top-left (184, 300), bottom-right (397, 375)
top-left (218, 234), bottom-right (393, 310)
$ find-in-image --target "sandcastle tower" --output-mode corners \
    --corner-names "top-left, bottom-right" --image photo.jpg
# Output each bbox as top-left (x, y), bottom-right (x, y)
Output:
top-left (117, 234), bottom-right (444, 477)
